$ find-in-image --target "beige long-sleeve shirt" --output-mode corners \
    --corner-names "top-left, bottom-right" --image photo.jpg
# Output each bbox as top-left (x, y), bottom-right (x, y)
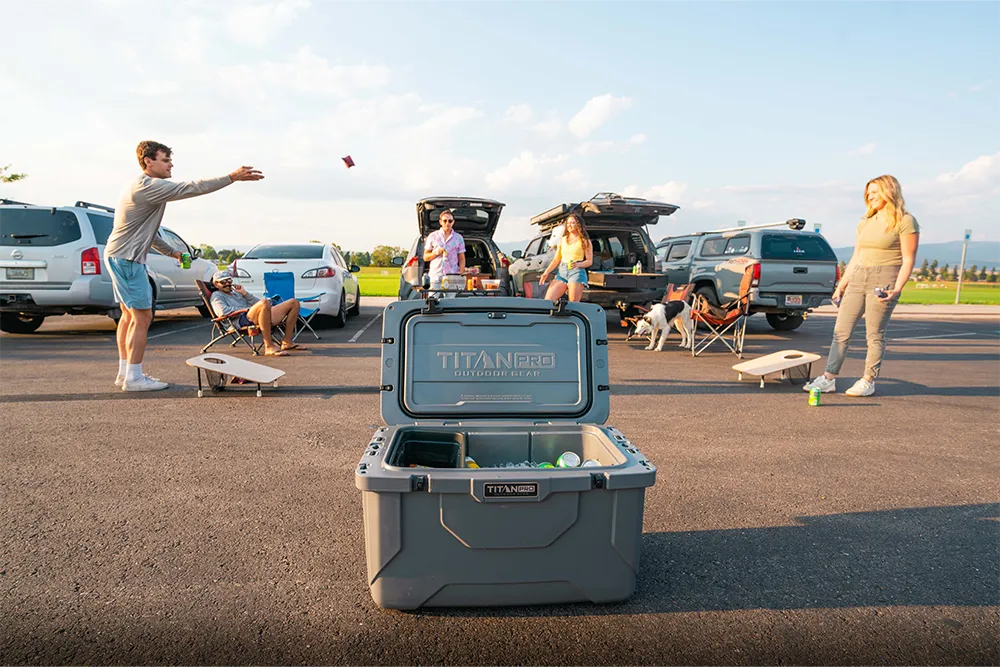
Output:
top-left (105, 173), bottom-right (232, 264)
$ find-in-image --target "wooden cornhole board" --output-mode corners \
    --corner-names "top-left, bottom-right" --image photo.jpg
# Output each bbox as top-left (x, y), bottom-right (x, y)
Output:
top-left (186, 353), bottom-right (286, 398)
top-left (732, 349), bottom-right (821, 388)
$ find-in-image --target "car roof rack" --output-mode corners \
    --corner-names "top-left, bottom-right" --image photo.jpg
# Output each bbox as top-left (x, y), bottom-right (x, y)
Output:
top-left (74, 201), bottom-right (115, 213)
top-left (658, 218), bottom-right (808, 244)
top-left (0, 198), bottom-right (35, 206)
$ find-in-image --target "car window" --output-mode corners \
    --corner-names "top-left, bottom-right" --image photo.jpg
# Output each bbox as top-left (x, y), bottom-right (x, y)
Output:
top-left (538, 236), bottom-right (553, 255)
top-left (524, 239), bottom-right (541, 257)
top-left (158, 228), bottom-right (189, 254)
top-left (0, 209), bottom-right (82, 247)
top-left (243, 244), bottom-right (325, 259)
top-left (700, 237), bottom-right (728, 257)
top-left (667, 241), bottom-right (691, 261)
top-left (657, 245), bottom-right (671, 262)
top-left (86, 213), bottom-right (114, 245)
top-left (724, 235), bottom-right (750, 255)
top-left (760, 234), bottom-right (838, 261)
top-left (607, 237), bottom-right (624, 256)
top-left (331, 249), bottom-right (346, 268)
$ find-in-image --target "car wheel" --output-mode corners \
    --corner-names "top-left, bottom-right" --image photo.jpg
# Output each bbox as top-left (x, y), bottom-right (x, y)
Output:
top-left (766, 313), bottom-right (805, 331)
top-left (695, 284), bottom-right (719, 306)
top-left (348, 285), bottom-right (360, 316)
top-left (0, 313), bottom-right (46, 334)
top-left (331, 290), bottom-right (347, 328)
top-left (108, 307), bottom-right (122, 325)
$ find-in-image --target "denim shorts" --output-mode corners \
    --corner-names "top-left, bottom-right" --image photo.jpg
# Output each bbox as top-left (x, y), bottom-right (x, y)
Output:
top-left (106, 256), bottom-right (152, 310)
top-left (554, 263), bottom-right (588, 286)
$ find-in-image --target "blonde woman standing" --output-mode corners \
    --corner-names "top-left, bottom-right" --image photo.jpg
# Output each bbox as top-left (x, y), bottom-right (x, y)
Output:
top-left (540, 214), bottom-right (594, 302)
top-left (804, 175), bottom-right (920, 397)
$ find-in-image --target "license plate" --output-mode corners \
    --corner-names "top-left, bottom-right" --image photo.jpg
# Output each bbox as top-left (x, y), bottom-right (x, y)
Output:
top-left (6, 268), bottom-right (34, 280)
top-left (785, 294), bottom-right (803, 306)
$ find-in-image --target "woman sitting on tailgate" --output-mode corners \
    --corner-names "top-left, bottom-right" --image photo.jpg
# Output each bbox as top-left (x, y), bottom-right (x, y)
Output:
top-left (540, 213), bottom-right (594, 303)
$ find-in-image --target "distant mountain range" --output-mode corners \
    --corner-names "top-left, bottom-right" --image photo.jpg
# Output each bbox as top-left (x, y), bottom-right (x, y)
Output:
top-left (496, 239), bottom-right (1000, 269)
top-left (833, 241), bottom-right (1000, 269)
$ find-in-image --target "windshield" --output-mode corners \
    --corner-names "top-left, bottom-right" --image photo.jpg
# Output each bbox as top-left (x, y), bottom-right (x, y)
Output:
top-left (761, 234), bottom-right (837, 261)
top-left (244, 244), bottom-right (325, 259)
top-left (0, 209), bottom-right (82, 246)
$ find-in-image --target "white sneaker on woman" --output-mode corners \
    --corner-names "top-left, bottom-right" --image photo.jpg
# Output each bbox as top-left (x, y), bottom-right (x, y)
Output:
top-left (845, 378), bottom-right (875, 396)
top-left (122, 375), bottom-right (169, 392)
top-left (803, 375), bottom-right (836, 393)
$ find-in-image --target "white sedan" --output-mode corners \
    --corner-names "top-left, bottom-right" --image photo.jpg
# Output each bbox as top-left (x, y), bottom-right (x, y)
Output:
top-left (231, 242), bottom-right (361, 327)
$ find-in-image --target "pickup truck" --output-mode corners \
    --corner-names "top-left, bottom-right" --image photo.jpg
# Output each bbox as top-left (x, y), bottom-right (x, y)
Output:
top-left (656, 224), bottom-right (840, 330)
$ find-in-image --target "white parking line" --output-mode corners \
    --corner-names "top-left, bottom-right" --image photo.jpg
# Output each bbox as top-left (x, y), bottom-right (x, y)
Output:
top-left (349, 313), bottom-right (382, 343)
top-left (147, 324), bottom-right (205, 340)
top-left (892, 332), bottom-right (999, 341)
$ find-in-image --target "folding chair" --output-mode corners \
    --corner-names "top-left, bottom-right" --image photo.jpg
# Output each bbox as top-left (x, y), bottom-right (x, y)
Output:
top-left (196, 280), bottom-right (282, 356)
top-left (689, 266), bottom-right (753, 359)
top-left (623, 283), bottom-right (694, 343)
top-left (263, 271), bottom-right (324, 342)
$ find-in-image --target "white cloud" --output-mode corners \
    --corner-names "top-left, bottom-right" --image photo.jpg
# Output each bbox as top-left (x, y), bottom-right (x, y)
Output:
top-left (576, 140), bottom-right (616, 156)
top-left (567, 94), bottom-right (633, 138)
top-left (969, 81), bottom-right (990, 93)
top-left (484, 152), bottom-right (568, 189)
top-left (847, 142), bottom-right (876, 156)
top-left (629, 133), bottom-right (647, 145)
top-left (935, 151), bottom-right (1000, 184)
top-left (692, 200), bottom-right (714, 210)
top-left (505, 104), bottom-right (534, 123)
top-left (225, 0), bottom-right (311, 47)
top-left (531, 119), bottom-right (562, 136)
top-left (620, 181), bottom-right (687, 203)
top-left (556, 168), bottom-right (588, 189)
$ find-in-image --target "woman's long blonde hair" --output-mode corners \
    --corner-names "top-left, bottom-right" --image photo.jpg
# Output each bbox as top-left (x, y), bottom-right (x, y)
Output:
top-left (865, 174), bottom-right (907, 232)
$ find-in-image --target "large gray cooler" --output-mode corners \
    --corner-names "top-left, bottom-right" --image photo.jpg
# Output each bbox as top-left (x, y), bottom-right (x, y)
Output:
top-left (355, 297), bottom-right (656, 609)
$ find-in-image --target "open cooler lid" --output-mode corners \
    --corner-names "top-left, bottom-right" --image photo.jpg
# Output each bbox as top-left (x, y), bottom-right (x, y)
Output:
top-left (380, 297), bottom-right (610, 425)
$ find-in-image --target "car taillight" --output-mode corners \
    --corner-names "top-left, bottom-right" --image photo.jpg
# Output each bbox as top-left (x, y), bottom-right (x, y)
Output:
top-left (81, 247), bottom-right (100, 275)
top-left (751, 263), bottom-right (761, 287)
top-left (302, 266), bottom-right (336, 279)
top-left (835, 263), bottom-right (842, 284)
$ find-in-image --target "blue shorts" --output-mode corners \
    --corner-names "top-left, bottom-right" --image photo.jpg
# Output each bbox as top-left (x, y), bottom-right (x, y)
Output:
top-left (554, 263), bottom-right (588, 286)
top-left (106, 256), bottom-right (153, 310)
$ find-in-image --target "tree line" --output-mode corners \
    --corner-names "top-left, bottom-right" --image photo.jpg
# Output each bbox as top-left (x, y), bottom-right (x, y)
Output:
top-left (837, 259), bottom-right (999, 283)
top-left (196, 243), bottom-right (409, 268)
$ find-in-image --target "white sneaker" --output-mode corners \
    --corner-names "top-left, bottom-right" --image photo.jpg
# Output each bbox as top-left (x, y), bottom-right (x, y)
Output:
top-left (845, 378), bottom-right (875, 397)
top-left (122, 375), bottom-right (169, 392)
top-left (803, 375), bottom-right (837, 393)
top-left (115, 373), bottom-right (160, 387)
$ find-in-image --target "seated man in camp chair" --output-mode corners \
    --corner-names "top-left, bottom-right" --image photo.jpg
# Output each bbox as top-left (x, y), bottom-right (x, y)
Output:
top-left (209, 270), bottom-right (305, 356)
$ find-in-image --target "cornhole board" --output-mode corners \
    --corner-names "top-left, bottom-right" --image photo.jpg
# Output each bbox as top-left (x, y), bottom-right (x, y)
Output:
top-left (732, 349), bottom-right (821, 388)
top-left (186, 353), bottom-right (286, 398)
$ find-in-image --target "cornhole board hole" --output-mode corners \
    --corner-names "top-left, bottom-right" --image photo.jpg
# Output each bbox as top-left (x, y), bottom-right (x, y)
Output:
top-left (186, 353), bottom-right (286, 398)
top-left (732, 349), bottom-right (821, 388)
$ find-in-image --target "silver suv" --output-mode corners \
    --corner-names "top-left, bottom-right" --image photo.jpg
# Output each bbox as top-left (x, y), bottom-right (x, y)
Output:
top-left (0, 199), bottom-right (217, 333)
top-left (657, 221), bottom-right (839, 331)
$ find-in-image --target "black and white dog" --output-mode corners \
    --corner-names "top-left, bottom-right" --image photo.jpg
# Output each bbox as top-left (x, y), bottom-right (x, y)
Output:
top-left (633, 301), bottom-right (693, 351)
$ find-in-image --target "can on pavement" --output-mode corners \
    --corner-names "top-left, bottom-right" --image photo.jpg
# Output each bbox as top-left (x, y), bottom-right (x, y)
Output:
top-left (180, 252), bottom-right (191, 269)
top-left (808, 387), bottom-right (821, 406)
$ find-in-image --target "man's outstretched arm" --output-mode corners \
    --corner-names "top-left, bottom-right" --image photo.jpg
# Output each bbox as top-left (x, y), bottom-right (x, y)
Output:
top-left (142, 166), bottom-right (265, 205)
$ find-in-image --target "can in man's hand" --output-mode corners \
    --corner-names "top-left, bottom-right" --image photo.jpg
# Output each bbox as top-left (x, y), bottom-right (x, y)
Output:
top-left (180, 252), bottom-right (191, 269)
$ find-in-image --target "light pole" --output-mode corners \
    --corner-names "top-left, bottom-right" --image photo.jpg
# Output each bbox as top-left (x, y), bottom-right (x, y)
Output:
top-left (955, 229), bottom-right (971, 305)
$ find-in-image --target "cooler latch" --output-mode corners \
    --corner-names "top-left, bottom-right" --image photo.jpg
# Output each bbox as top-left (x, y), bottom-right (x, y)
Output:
top-left (549, 298), bottom-right (570, 317)
top-left (381, 337), bottom-right (395, 344)
top-left (411, 475), bottom-right (427, 492)
top-left (422, 297), bottom-right (442, 314)
top-left (590, 473), bottom-right (606, 489)
top-left (380, 384), bottom-right (394, 392)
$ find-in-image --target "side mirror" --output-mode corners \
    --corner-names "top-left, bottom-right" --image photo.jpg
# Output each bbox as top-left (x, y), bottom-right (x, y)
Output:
top-left (511, 250), bottom-right (523, 260)
top-left (350, 264), bottom-right (361, 273)
top-left (191, 247), bottom-right (203, 259)
top-left (786, 218), bottom-right (806, 231)
top-left (391, 256), bottom-right (405, 266)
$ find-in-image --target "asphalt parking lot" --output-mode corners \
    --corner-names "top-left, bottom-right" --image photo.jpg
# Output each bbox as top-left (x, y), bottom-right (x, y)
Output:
top-left (2, 301), bottom-right (998, 665)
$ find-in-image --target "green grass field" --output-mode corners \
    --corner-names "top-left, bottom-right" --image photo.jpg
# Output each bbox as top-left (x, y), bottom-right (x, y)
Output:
top-left (899, 281), bottom-right (1000, 305)
top-left (357, 268), bottom-right (999, 304)
top-left (357, 266), bottom-right (403, 297)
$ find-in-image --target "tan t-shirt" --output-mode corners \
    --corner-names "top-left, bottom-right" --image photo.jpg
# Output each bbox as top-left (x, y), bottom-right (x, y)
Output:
top-left (853, 210), bottom-right (920, 267)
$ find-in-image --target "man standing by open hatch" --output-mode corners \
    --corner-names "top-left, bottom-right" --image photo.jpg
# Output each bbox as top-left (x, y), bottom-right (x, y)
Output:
top-left (105, 140), bottom-right (264, 392)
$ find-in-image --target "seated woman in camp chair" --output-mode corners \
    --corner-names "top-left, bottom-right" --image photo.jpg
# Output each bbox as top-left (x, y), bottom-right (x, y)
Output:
top-left (209, 270), bottom-right (305, 356)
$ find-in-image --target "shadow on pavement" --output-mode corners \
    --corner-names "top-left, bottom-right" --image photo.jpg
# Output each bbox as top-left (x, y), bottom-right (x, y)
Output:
top-left (423, 503), bottom-right (1000, 618)
top-left (0, 385), bottom-right (380, 403)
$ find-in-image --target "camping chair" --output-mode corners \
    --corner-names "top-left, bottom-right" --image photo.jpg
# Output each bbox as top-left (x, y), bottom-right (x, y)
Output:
top-left (623, 283), bottom-right (694, 344)
top-left (689, 266), bottom-right (753, 359)
top-left (196, 280), bottom-right (283, 356)
top-left (262, 271), bottom-right (324, 342)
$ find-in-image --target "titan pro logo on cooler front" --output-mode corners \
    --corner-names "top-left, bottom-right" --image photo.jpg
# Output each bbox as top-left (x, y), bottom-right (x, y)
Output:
top-left (436, 350), bottom-right (555, 378)
top-left (484, 482), bottom-right (539, 498)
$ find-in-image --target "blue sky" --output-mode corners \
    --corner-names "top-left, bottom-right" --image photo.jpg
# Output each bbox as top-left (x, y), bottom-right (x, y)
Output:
top-left (1, 1), bottom-right (997, 253)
